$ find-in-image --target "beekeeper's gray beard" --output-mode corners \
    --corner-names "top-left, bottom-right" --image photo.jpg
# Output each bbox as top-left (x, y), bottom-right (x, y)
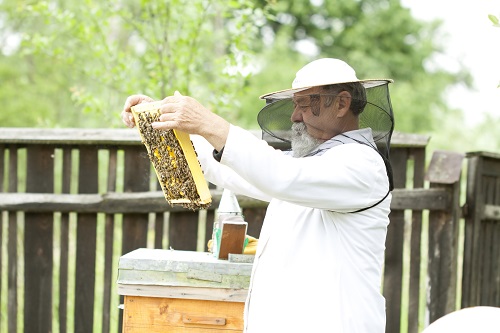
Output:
top-left (291, 122), bottom-right (324, 158)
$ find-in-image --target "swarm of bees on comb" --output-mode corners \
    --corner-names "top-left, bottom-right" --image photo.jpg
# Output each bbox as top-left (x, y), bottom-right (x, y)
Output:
top-left (132, 102), bottom-right (212, 210)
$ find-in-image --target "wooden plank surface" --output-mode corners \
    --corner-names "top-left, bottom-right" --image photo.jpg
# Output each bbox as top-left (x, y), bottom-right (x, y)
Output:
top-left (7, 147), bottom-right (17, 333)
top-left (121, 145), bottom-right (150, 254)
top-left (462, 155), bottom-right (480, 307)
top-left (217, 222), bottom-right (247, 260)
top-left (427, 184), bottom-right (460, 322)
top-left (117, 284), bottom-right (248, 303)
top-left (120, 145), bottom-right (151, 332)
top-left (117, 249), bottom-right (252, 292)
top-left (0, 145), bottom-right (3, 331)
top-left (0, 128), bottom-right (453, 333)
top-left (383, 147), bottom-right (408, 333)
top-left (154, 212), bottom-right (165, 249)
top-left (0, 144), bottom-right (4, 191)
top-left (0, 128), bottom-right (430, 149)
top-left (407, 148), bottom-right (425, 333)
top-left (462, 155), bottom-right (496, 308)
top-left (0, 188), bottom-right (450, 213)
top-left (24, 145), bottom-right (54, 333)
top-left (169, 211), bottom-right (199, 251)
top-left (0, 128), bottom-right (141, 145)
top-left (482, 159), bottom-right (500, 306)
top-left (103, 148), bottom-right (118, 333)
top-left (493, 220), bottom-right (500, 306)
top-left (427, 151), bottom-right (463, 322)
top-left (480, 220), bottom-right (493, 305)
top-left (122, 296), bottom-right (244, 332)
top-left (59, 148), bottom-right (72, 333)
top-left (242, 207), bottom-right (266, 239)
top-left (74, 146), bottom-right (99, 333)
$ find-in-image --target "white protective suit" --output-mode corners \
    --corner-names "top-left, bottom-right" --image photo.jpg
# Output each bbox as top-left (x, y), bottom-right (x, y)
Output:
top-left (193, 125), bottom-right (391, 333)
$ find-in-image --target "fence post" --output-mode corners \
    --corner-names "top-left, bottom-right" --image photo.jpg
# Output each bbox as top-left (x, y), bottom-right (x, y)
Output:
top-left (426, 150), bottom-right (464, 324)
top-left (384, 146), bottom-right (409, 333)
top-left (461, 151), bottom-right (500, 308)
top-left (24, 145), bottom-right (55, 333)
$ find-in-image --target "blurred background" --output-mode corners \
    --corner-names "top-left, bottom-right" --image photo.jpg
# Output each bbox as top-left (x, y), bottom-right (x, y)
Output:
top-left (1, 0), bottom-right (499, 153)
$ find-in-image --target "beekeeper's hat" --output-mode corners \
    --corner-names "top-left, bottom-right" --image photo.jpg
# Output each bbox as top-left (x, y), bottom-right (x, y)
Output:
top-left (257, 58), bottom-right (395, 190)
top-left (260, 58), bottom-right (392, 100)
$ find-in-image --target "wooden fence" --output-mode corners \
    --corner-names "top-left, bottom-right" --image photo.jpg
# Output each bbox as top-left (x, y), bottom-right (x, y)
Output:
top-left (461, 151), bottom-right (500, 308)
top-left (0, 128), bottom-right (498, 333)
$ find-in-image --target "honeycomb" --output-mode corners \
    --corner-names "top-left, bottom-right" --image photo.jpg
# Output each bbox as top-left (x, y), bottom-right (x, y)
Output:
top-left (131, 101), bottom-right (212, 210)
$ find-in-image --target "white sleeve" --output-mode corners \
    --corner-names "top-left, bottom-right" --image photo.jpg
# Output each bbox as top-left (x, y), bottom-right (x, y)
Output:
top-left (220, 125), bottom-right (389, 211)
top-left (190, 134), bottom-right (272, 203)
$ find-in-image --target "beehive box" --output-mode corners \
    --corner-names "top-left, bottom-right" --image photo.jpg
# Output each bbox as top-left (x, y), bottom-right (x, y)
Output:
top-left (131, 101), bottom-right (211, 210)
top-left (118, 249), bottom-right (251, 332)
top-left (117, 249), bottom-right (252, 301)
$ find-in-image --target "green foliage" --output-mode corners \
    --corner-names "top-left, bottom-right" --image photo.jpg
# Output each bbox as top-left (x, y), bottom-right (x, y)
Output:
top-left (0, 53), bottom-right (82, 127)
top-left (489, 13), bottom-right (500, 88)
top-left (489, 14), bottom-right (499, 26)
top-left (234, 28), bottom-right (310, 129)
top-left (1, 0), bottom-right (498, 154)
top-left (242, 0), bottom-right (472, 136)
top-left (2, 0), bottom-right (267, 126)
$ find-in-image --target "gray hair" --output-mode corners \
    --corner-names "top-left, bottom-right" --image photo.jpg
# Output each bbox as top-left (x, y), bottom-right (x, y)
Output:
top-left (321, 82), bottom-right (367, 116)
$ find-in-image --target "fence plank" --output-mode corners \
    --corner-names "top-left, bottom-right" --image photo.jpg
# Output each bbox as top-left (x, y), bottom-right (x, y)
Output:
top-left (427, 193), bottom-right (460, 321)
top-left (462, 155), bottom-right (481, 307)
top-left (5, 129), bottom-right (478, 333)
top-left (8, 210), bottom-right (17, 333)
top-left (103, 148), bottom-right (117, 333)
top-left (121, 146), bottom-right (150, 253)
top-left (427, 150), bottom-right (463, 323)
top-left (484, 160), bottom-right (500, 306)
top-left (169, 211), bottom-right (199, 251)
top-left (0, 145), bottom-right (4, 191)
top-left (407, 148), bottom-right (425, 333)
top-left (0, 145), bottom-right (3, 331)
top-left (59, 148), bottom-right (72, 333)
top-left (483, 177), bottom-right (497, 306)
top-left (0, 188), bottom-right (451, 213)
top-left (243, 207), bottom-right (266, 239)
top-left (493, 221), bottom-right (500, 306)
top-left (74, 146), bottom-right (99, 333)
top-left (119, 146), bottom-right (151, 333)
top-left (8, 147), bottom-right (17, 333)
top-left (461, 152), bottom-right (500, 308)
top-left (384, 148), bottom-right (409, 333)
top-left (202, 184), bottom-right (217, 251)
top-left (204, 210), bottom-right (216, 252)
top-left (481, 220), bottom-right (493, 305)
top-left (24, 145), bottom-right (54, 333)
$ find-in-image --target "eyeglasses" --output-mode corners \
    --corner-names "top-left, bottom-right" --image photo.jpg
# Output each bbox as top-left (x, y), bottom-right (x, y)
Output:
top-left (292, 94), bottom-right (344, 116)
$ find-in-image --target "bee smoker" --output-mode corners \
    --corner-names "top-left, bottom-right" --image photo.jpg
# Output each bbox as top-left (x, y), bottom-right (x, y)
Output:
top-left (211, 188), bottom-right (248, 259)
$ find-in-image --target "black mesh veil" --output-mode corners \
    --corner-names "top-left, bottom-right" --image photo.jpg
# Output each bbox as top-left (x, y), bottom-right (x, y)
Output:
top-left (257, 82), bottom-right (395, 190)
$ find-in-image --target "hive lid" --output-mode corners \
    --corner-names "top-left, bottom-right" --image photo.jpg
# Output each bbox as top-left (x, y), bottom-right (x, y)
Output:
top-left (117, 249), bottom-right (252, 290)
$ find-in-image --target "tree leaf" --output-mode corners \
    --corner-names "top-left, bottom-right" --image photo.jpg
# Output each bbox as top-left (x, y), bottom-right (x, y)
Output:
top-left (488, 14), bottom-right (499, 26)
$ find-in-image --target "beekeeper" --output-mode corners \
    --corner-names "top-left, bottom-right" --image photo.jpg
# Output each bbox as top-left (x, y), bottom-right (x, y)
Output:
top-left (121, 58), bottom-right (395, 333)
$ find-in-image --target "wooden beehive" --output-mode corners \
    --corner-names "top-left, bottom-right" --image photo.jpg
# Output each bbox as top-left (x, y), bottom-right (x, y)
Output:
top-left (118, 249), bottom-right (250, 332)
top-left (131, 101), bottom-right (211, 210)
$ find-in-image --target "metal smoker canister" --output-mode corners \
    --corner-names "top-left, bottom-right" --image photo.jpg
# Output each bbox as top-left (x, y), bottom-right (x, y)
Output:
top-left (212, 188), bottom-right (243, 258)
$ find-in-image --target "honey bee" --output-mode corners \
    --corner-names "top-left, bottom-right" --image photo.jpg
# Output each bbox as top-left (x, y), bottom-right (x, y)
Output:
top-left (135, 109), bottom-right (210, 210)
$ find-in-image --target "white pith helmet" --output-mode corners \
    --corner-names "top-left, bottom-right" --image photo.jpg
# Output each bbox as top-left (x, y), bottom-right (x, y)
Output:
top-left (260, 58), bottom-right (392, 100)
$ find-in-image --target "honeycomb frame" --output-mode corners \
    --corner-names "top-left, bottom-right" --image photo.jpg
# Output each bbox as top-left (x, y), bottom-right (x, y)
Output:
top-left (131, 101), bottom-right (212, 210)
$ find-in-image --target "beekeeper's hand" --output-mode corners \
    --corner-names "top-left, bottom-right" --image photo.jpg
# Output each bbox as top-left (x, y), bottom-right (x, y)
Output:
top-left (152, 91), bottom-right (229, 152)
top-left (121, 94), bottom-right (155, 128)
